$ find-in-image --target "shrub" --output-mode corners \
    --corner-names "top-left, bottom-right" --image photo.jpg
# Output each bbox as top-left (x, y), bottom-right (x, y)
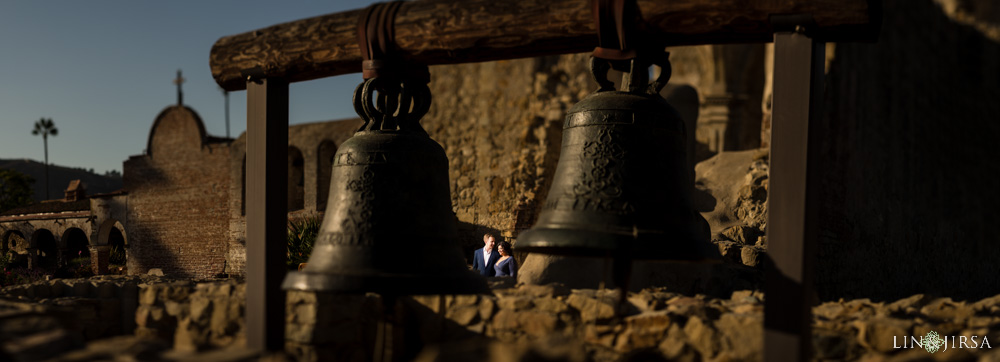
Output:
top-left (287, 216), bottom-right (321, 270)
top-left (54, 256), bottom-right (92, 279)
top-left (109, 244), bottom-right (126, 265)
top-left (0, 267), bottom-right (45, 287)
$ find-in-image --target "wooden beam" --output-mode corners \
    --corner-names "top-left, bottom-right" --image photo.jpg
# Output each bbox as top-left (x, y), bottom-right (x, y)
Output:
top-left (245, 76), bottom-right (289, 351)
top-left (763, 30), bottom-right (824, 362)
top-left (210, 0), bottom-right (879, 90)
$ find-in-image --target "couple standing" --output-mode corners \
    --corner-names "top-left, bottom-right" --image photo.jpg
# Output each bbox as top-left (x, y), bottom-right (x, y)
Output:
top-left (472, 233), bottom-right (517, 277)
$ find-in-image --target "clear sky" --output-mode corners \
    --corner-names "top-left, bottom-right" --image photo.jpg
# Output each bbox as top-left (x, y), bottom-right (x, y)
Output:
top-left (0, 0), bottom-right (380, 174)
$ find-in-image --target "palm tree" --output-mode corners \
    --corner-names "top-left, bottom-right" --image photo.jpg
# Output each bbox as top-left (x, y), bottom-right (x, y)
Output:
top-left (31, 118), bottom-right (58, 200)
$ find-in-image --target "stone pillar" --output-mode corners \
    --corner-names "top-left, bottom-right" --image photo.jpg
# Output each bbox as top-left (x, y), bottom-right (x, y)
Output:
top-left (57, 248), bottom-right (70, 267)
top-left (695, 44), bottom-right (766, 154)
top-left (700, 94), bottom-right (737, 153)
top-left (90, 245), bottom-right (110, 275)
top-left (26, 248), bottom-right (38, 270)
top-left (760, 43), bottom-right (774, 149)
top-left (286, 291), bottom-right (384, 361)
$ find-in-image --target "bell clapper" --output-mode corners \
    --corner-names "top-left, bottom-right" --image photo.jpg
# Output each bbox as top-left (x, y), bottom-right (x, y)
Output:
top-left (612, 253), bottom-right (633, 318)
top-left (599, 257), bottom-right (610, 291)
top-left (374, 294), bottom-right (398, 362)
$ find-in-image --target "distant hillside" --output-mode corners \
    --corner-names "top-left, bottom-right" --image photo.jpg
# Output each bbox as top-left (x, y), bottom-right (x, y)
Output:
top-left (0, 159), bottom-right (122, 202)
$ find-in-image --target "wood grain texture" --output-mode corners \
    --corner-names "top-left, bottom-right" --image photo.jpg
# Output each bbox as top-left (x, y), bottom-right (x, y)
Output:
top-left (210, 0), bottom-right (879, 90)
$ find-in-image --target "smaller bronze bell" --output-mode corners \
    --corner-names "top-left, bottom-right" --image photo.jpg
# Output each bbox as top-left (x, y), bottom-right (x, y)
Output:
top-left (282, 76), bottom-right (487, 295)
top-left (517, 56), bottom-right (720, 263)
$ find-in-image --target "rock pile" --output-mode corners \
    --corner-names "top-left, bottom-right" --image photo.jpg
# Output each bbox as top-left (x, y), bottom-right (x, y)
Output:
top-left (694, 149), bottom-right (769, 270)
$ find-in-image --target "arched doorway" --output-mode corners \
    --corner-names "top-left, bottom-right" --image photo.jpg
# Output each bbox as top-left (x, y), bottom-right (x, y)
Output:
top-left (61, 228), bottom-right (90, 267)
top-left (31, 229), bottom-right (58, 270)
top-left (288, 146), bottom-right (305, 211)
top-left (316, 140), bottom-right (337, 211)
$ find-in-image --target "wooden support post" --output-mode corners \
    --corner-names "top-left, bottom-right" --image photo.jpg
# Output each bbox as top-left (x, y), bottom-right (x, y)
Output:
top-left (763, 28), bottom-right (824, 362)
top-left (245, 75), bottom-right (289, 351)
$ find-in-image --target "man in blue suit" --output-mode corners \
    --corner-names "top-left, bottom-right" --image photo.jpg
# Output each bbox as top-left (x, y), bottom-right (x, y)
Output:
top-left (472, 233), bottom-right (499, 276)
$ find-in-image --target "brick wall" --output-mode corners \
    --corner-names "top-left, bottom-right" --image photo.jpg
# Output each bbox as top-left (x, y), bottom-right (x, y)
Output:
top-left (124, 106), bottom-right (230, 278)
top-left (224, 119), bottom-right (361, 276)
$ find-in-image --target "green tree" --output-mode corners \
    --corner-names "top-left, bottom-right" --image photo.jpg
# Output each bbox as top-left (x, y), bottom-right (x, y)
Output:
top-left (0, 169), bottom-right (35, 213)
top-left (31, 118), bottom-right (58, 200)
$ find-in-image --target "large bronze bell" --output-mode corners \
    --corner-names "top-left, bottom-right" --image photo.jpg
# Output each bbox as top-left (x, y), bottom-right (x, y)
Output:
top-left (517, 56), bottom-right (720, 262)
top-left (282, 76), bottom-right (488, 295)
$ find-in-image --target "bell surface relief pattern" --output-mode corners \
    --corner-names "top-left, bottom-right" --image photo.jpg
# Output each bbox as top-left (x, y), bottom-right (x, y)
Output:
top-left (565, 125), bottom-right (634, 215)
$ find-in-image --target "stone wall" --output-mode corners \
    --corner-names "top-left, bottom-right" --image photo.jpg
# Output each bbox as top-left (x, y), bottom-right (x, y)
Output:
top-left (124, 106), bottom-right (231, 278)
top-left (0, 216), bottom-right (92, 270)
top-left (0, 276), bottom-right (244, 354)
top-left (133, 279), bottom-right (245, 352)
top-left (421, 54), bottom-right (593, 254)
top-left (0, 298), bottom-right (84, 361)
top-left (0, 186), bottom-right (129, 275)
top-left (0, 276), bottom-right (139, 341)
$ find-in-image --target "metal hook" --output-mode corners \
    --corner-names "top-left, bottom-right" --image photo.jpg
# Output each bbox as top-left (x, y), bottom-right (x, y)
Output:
top-left (647, 51), bottom-right (672, 95)
top-left (591, 57), bottom-right (616, 92)
top-left (353, 80), bottom-right (371, 132)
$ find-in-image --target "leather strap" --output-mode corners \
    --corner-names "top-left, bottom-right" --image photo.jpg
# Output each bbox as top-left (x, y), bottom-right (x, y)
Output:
top-left (357, 1), bottom-right (424, 80)
top-left (592, 0), bottom-right (639, 60)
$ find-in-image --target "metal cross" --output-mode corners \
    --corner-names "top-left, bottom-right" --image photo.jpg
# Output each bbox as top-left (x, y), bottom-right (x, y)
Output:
top-left (173, 69), bottom-right (186, 105)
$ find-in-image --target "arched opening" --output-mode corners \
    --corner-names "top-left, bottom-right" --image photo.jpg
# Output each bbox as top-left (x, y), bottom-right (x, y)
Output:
top-left (98, 219), bottom-right (128, 274)
top-left (109, 227), bottom-right (126, 268)
top-left (61, 228), bottom-right (90, 267)
top-left (241, 155), bottom-right (247, 216)
top-left (288, 146), bottom-right (305, 211)
top-left (31, 229), bottom-right (58, 270)
top-left (316, 140), bottom-right (337, 211)
top-left (2, 230), bottom-right (28, 268)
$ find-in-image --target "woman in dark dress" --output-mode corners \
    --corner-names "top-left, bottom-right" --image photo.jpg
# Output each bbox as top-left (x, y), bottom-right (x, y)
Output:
top-left (494, 241), bottom-right (517, 277)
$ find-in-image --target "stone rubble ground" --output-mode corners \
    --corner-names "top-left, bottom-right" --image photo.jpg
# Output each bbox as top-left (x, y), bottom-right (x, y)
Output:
top-left (4, 277), bottom-right (1000, 361)
top-left (414, 287), bottom-right (1000, 362)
